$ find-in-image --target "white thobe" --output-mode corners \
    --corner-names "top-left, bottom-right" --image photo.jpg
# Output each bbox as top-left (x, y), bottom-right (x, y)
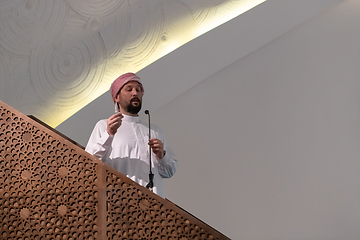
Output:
top-left (85, 114), bottom-right (178, 198)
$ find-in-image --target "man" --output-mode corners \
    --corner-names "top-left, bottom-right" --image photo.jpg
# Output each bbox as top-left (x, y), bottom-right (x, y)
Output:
top-left (85, 72), bottom-right (177, 198)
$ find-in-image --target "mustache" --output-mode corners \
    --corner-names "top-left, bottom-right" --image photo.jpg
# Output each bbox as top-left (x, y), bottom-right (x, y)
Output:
top-left (130, 97), bottom-right (141, 102)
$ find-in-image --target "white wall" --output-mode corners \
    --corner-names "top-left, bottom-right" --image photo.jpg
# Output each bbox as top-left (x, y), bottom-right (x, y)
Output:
top-left (152, 0), bottom-right (360, 239)
top-left (55, 0), bottom-right (360, 239)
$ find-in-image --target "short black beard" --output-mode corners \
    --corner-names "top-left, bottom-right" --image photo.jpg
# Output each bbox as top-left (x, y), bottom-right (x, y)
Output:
top-left (127, 102), bottom-right (142, 115)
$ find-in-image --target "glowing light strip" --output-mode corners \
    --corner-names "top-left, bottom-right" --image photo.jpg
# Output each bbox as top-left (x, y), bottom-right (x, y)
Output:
top-left (53, 0), bottom-right (266, 127)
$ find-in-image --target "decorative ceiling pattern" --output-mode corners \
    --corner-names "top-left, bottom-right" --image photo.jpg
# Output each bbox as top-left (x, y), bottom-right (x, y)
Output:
top-left (0, 0), bottom-right (265, 127)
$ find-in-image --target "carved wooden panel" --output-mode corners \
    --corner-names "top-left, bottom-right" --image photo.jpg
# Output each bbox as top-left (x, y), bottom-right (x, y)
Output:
top-left (0, 102), bottom-right (99, 239)
top-left (0, 100), bottom-right (230, 240)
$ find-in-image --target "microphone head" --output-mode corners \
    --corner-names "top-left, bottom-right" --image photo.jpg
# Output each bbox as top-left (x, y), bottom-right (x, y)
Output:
top-left (144, 110), bottom-right (149, 114)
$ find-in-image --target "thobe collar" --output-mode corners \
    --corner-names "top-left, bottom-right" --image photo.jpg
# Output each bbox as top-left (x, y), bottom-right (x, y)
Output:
top-left (122, 114), bottom-right (140, 123)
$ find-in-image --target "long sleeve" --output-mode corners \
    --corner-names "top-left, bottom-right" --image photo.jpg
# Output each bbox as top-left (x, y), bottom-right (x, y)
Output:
top-left (157, 151), bottom-right (178, 178)
top-left (85, 116), bottom-right (177, 198)
top-left (85, 119), bottom-right (113, 160)
top-left (151, 125), bottom-right (178, 178)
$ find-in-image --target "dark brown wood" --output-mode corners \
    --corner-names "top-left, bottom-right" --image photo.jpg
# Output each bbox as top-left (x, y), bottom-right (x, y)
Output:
top-left (0, 100), bottom-right (231, 240)
top-left (27, 115), bottom-right (85, 150)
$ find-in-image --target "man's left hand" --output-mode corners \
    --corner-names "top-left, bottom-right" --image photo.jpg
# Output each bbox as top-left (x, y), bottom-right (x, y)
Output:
top-left (148, 138), bottom-right (165, 159)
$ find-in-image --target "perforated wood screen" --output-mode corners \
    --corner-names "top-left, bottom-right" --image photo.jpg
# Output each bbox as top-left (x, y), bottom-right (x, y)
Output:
top-left (0, 101), bottom-right (230, 240)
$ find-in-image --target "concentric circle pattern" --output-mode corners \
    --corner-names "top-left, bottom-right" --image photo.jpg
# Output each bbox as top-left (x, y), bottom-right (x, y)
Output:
top-left (98, 5), bottom-right (131, 59)
top-left (65, 0), bottom-right (126, 17)
top-left (0, 101), bottom-right (227, 239)
top-left (30, 25), bottom-right (106, 108)
top-left (0, 0), bottom-right (68, 56)
top-left (0, 0), bottom-right (264, 127)
top-left (113, 2), bottom-right (164, 68)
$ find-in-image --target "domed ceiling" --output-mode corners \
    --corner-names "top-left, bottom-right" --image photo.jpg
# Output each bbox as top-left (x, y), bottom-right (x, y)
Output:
top-left (0, 0), bottom-right (265, 127)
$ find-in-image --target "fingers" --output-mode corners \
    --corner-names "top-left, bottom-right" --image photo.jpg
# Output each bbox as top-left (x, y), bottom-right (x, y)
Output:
top-left (148, 138), bottom-right (165, 159)
top-left (148, 138), bottom-right (163, 147)
top-left (109, 112), bottom-right (123, 121)
top-left (107, 113), bottom-right (123, 135)
top-left (109, 113), bottom-right (123, 126)
top-left (108, 113), bottom-right (123, 125)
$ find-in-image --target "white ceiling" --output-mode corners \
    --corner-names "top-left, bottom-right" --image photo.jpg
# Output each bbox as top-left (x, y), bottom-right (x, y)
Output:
top-left (0, 0), bottom-right (265, 127)
top-left (57, 0), bottom-right (344, 146)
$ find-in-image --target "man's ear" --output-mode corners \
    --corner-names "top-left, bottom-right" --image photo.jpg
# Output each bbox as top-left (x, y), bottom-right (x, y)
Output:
top-left (114, 92), bottom-right (120, 102)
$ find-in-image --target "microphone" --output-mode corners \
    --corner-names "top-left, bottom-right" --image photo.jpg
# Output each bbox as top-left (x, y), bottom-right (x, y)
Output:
top-left (144, 110), bottom-right (154, 190)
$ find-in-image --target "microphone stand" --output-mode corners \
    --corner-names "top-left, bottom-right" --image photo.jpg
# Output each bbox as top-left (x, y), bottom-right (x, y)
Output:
top-left (144, 110), bottom-right (154, 191)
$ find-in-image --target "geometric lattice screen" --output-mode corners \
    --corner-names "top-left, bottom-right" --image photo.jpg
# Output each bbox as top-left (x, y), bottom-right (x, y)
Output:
top-left (0, 100), bottom-right (230, 240)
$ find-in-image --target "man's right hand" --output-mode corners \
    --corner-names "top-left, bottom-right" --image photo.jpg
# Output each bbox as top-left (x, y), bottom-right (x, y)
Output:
top-left (107, 112), bottom-right (123, 135)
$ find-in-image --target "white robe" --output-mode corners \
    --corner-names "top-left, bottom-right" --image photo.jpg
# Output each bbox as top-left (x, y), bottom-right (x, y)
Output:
top-left (85, 114), bottom-right (178, 198)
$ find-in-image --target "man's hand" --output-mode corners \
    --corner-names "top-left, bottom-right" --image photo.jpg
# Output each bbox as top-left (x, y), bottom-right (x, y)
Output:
top-left (107, 113), bottom-right (123, 135)
top-left (148, 138), bottom-right (165, 159)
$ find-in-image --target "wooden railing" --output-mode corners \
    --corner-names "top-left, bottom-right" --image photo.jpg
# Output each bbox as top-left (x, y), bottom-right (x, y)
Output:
top-left (0, 100), bottom-right (230, 240)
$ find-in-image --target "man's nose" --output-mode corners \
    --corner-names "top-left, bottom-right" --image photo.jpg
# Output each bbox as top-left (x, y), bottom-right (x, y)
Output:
top-left (131, 88), bottom-right (138, 96)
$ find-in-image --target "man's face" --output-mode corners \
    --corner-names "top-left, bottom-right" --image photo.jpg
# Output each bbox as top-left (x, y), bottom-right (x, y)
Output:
top-left (116, 81), bottom-right (143, 115)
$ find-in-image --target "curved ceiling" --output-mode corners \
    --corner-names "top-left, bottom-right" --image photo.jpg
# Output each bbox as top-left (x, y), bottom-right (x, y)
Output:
top-left (0, 0), bottom-right (265, 127)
